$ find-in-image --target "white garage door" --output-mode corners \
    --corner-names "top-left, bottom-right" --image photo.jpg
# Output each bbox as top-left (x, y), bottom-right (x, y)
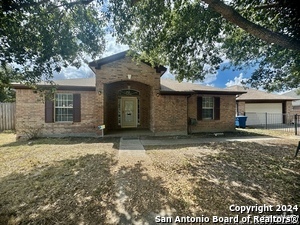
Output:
top-left (245, 103), bottom-right (282, 125)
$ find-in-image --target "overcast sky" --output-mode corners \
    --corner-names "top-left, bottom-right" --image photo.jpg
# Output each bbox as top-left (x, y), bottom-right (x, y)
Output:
top-left (53, 33), bottom-right (254, 88)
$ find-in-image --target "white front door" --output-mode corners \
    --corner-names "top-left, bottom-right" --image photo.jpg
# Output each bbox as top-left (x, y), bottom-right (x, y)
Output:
top-left (121, 97), bottom-right (137, 128)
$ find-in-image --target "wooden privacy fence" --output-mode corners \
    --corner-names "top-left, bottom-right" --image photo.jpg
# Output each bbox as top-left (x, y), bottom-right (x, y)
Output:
top-left (0, 102), bottom-right (16, 130)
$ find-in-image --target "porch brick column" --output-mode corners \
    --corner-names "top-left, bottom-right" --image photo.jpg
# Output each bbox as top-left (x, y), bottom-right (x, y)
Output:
top-left (95, 82), bottom-right (104, 134)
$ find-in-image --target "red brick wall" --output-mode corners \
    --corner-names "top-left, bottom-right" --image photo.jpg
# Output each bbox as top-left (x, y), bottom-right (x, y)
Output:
top-left (152, 95), bottom-right (188, 135)
top-left (188, 94), bottom-right (236, 133)
top-left (15, 89), bottom-right (99, 138)
top-left (91, 56), bottom-right (162, 133)
top-left (93, 57), bottom-right (161, 91)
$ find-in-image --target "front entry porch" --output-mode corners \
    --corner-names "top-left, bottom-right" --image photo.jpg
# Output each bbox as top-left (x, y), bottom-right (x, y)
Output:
top-left (103, 81), bottom-right (151, 131)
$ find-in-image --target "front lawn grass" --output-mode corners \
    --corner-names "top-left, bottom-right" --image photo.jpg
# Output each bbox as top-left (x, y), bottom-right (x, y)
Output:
top-left (0, 132), bottom-right (299, 224)
top-left (0, 133), bottom-right (118, 225)
top-left (146, 138), bottom-right (300, 218)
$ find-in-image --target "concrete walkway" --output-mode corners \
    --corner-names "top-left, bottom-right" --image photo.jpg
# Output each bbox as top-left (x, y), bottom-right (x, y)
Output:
top-left (140, 136), bottom-right (280, 146)
top-left (112, 137), bottom-right (151, 224)
top-left (112, 135), bottom-right (283, 224)
top-left (117, 135), bottom-right (281, 152)
top-left (119, 137), bottom-right (145, 154)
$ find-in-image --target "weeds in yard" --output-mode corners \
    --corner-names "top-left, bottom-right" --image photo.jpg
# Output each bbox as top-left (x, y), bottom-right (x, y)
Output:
top-left (17, 123), bottom-right (43, 140)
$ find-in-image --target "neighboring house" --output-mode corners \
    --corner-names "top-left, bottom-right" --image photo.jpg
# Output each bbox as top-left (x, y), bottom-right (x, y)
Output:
top-left (13, 51), bottom-right (245, 138)
top-left (226, 85), bottom-right (297, 125)
top-left (281, 89), bottom-right (300, 115)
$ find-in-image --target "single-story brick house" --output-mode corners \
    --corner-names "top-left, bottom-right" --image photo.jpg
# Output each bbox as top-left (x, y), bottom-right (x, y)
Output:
top-left (13, 51), bottom-right (246, 138)
top-left (226, 85), bottom-right (297, 125)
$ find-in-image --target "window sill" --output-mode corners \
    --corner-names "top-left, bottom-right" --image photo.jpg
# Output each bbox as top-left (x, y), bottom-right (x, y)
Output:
top-left (198, 119), bottom-right (219, 122)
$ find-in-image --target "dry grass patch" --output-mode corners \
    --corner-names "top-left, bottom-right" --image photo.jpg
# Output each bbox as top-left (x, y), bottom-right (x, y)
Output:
top-left (0, 133), bottom-right (119, 225)
top-left (238, 128), bottom-right (298, 138)
top-left (1, 132), bottom-right (300, 224)
top-left (146, 139), bottom-right (300, 217)
top-left (0, 133), bottom-right (118, 177)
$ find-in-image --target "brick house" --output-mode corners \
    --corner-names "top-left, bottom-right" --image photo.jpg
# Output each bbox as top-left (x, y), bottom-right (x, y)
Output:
top-left (13, 51), bottom-right (245, 138)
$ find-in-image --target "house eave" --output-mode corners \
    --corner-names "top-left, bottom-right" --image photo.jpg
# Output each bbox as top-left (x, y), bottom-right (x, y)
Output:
top-left (12, 84), bottom-right (96, 91)
top-left (159, 90), bottom-right (247, 95)
top-left (159, 91), bottom-right (194, 95)
top-left (89, 51), bottom-right (128, 68)
top-left (193, 90), bottom-right (247, 95)
top-left (237, 99), bottom-right (296, 103)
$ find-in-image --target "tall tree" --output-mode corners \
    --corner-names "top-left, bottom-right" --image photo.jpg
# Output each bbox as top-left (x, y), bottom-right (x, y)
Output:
top-left (1, 0), bottom-right (106, 85)
top-left (0, 66), bottom-right (16, 102)
top-left (1, 0), bottom-right (300, 91)
top-left (108, 0), bottom-right (300, 91)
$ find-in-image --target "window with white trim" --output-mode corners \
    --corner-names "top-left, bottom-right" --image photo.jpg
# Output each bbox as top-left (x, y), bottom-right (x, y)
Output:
top-left (202, 97), bottom-right (214, 120)
top-left (55, 93), bottom-right (73, 122)
top-left (197, 96), bottom-right (220, 121)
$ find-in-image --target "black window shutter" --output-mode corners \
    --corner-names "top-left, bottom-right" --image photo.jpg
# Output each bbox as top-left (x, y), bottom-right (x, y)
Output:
top-left (45, 99), bottom-right (54, 123)
top-left (73, 93), bottom-right (81, 122)
top-left (197, 97), bottom-right (202, 120)
top-left (214, 97), bottom-right (220, 120)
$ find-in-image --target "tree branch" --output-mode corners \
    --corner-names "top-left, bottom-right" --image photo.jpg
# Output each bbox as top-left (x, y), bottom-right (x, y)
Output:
top-left (1, 0), bottom-right (50, 12)
top-left (202, 0), bottom-right (300, 51)
top-left (1, 0), bottom-right (94, 12)
top-left (254, 3), bottom-right (280, 10)
top-left (50, 0), bottom-right (94, 10)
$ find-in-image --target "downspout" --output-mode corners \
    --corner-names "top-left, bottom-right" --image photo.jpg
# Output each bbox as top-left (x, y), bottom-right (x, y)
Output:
top-left (187, 94), bottom-right (192, 135)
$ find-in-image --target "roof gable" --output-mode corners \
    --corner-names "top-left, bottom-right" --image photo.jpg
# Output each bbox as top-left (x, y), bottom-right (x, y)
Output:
top-left (88, 50), bottom-right (167, 74)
